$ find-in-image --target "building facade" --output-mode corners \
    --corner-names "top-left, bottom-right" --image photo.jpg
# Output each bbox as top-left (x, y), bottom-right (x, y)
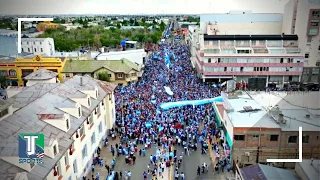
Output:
top-left (0, 75), bottom-right (116, 180)
top-left (213, 91), bottom-right (320, 168)
top-left (282, 0), bottom-right (320, 85)
top-left (21, 38), bottom-right (55, 56)
top-left (15, 55), bottom-right (66, 86)
top-left (36, 21), bottom-right (60, 32)
top-left (191, 13), bottom-right (304, 88)
top-left (62, 59), bottom-right (140, 86)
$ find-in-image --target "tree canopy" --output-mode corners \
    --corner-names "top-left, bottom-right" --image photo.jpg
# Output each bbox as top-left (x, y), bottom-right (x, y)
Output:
top-left (38, 22), bottom-right (164, 51)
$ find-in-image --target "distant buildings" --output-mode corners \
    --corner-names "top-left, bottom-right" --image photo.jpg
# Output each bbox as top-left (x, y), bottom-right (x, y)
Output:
top-left (21, 38), bottom-right (55, 56)
top-left (0, 75), bottom-right (116, 180)
top-left (62, 58), bottom-right (140, 86)
top-left (36, 21), bottom-right (60, 32)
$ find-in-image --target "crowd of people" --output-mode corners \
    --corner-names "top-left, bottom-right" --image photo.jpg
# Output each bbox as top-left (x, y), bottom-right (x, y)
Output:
top-left (100, 24), bottom-right (231, 180)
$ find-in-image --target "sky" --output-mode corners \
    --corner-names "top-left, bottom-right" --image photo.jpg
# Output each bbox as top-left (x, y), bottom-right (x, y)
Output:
top-left (0, 0), bottom-right (290, 15)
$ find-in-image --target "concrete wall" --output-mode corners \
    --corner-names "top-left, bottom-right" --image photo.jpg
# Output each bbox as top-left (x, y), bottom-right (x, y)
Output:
top-left (206, 22), bottom-right (282, 35)
top-left (26, 78), bottom-right (57, 87)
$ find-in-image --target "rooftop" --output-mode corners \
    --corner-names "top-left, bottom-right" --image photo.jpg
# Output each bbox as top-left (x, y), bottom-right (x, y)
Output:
top-left (0, 55), bottom-right (15, 63)
top-left (241, 163), bottom-right (300, 180)
top-left (296, 159), bottom-right (320, 180)
top-left (24, 69), bottom-right (58, 80)
top-left (0, 75), bottom-right (116, 179)
top-left (62, 58), bottom-right (139, 73)
top-left (200, 13), bottom-right (283, 23)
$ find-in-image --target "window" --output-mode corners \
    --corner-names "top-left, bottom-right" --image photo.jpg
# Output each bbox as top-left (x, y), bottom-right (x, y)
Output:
top-left (208, 58), bottom-right (211, 63)
top-left (234, 135), bottom-right (245, 141)
top-left (302, 136), bottom-right (309, 143)
top-left (96, 90), bottom-right (98, 97)
top-left (253, 135), bottom-right (259, 138)
top-left (73, 159), bottom-right (78, 174)
top-left (98, 122), bottom-right (102, 133)
top-left (40, 48), bottom-right (43, 52)
top-left (288, 136), bottom-right (298, 143)
top-left (312, 10), bottom-right (320, 17)
top-left (280, 58), bottom-right (283, 63)
top-left (66, 119), bottom-right (69, 130)
top-left (64, 154), bottom-right (69, 166)
top-left (8, 70), bottom-right (16, 76)
top-left (33, 42), bottom-right (36, 45)
top-left (53, 145), bottom-right (57, 155)
top-left (307, 36), bottom-right (312, 43)
top-left (88, 98), bottom-right (91, 106)
top-left (117, 73), bottom-right (123, 78)
top-left (224, 67), bottom-right (227, 71)
top-left (82, 144), bottom-right (87, 159)
top-left (97, 104), bottom-right (101, 115)
top-left (309, 28), bottom-right (318, 35)
top-left (311, 20), bottom-right (319, 27)
top-left (240, 67), bottom-right (244, 72)
top-left (34, 48), bottom-right (37, 52)
top-left (316, 62), bottom-right (320, 67)
top-left (40, 42), bottom-right (42, 45)
top-left (89, 114), bottom-right (94, 124)
top-left (218, 58), bottom-right (221, 63)
top-left (91, 132), bottom-right (96, 145)
top-left (78, 107), bottom-right (81, 117)
top-left (27, 48), bottom-right (30, 52)
top-left (65, 73), bottom-right (70, 78)
top-left (56, 163), bottom-right (61, 175)
top-left (79, 125), bottom-right (85, 137)
top-left (108, 74), bottom-right (111, 77)
top-left (305, 53), bottom-right (309, 58)
top-left (270, 135), bottom-right (278, 141)
top-left (0, 108), bottom-right (9, 118)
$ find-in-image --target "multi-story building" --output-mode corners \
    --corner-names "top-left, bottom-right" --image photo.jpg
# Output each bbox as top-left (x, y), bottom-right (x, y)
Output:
top-left (62, 58), bottom-right (140, 86)
top-left (21, 38), bottom-right (55, 56)
top-left (191, 13), bottom-right (304, 89)
top-left (0, 75), bottom-right (116, 180)
top-left (283, 0), bottom-right (320, 85)
top-left (213, 91), bottom-right (320, 168)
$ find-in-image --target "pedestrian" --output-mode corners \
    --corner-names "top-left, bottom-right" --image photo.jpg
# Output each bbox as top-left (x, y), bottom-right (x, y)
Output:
top-left (197, 166), bottom-right (201, 176)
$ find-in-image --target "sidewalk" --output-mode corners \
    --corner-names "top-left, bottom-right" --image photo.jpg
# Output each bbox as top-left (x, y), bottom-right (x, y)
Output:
top-left (86, 137), bottom-right (120, 179)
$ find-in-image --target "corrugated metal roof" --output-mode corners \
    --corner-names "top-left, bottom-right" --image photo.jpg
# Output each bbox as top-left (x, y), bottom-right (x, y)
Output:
top-left (62, 59), bottom-right (139, 73)
top-left (24, 69), bottom-right (58, 80)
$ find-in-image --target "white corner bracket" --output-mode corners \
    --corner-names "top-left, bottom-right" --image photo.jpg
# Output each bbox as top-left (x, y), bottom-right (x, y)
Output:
top-left (267, 126), bottom-right (303, 163)
top-left (18, 18), bottom-right (54, 53)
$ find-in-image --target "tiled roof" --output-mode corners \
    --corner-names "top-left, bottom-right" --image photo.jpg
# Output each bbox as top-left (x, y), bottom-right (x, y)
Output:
top-left (24, 69), bottom-right (58, 80)
top-left (62, 59), bottom-right (139, 73)
top-left (0, 75), bottom-right (116, 179)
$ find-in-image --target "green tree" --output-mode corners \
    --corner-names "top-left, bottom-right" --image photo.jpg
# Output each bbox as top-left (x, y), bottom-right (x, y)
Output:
top-left (159, 21), bottom-right (166, 31)
top-left (93, 35), bottom-right (102, 49)
top-left (97, 72), bottom-right (110, 82)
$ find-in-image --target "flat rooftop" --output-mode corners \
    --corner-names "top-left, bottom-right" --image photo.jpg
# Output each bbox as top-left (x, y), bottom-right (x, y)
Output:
top-left (223, 91), bottom-right (320, 131)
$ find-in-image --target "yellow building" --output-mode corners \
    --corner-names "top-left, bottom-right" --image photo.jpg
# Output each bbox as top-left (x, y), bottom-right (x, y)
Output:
top-left (15, 55), bottom-right (67, 86)
top-left (62, 58), bottom-right (140, 86)
top-left (0, 56), bottom-right (18, 86)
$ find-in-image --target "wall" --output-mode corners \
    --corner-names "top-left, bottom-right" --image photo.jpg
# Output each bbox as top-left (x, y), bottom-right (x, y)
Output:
top-left (294, 163), bottom-right (309, 180)
top-left (26, 78), bottom-right (57, 87)
top-left (93, 68), bottom-right (115, 81)
top-left (206, 22), bottom-right (282, 35)
top-left (282, 0), bottom-right (295, 34)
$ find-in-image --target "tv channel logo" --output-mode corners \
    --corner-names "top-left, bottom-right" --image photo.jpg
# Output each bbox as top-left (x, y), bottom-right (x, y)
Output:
top-left (19, 133), bottom-right (44, 164)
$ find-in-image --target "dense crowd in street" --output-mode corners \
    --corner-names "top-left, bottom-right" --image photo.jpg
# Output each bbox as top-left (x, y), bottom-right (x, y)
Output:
top-left (88, 24), bottom-right (232, 180)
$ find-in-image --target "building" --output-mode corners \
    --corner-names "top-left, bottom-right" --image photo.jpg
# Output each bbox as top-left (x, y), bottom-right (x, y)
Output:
top-left (15, 55), bottom-right (67, 86)
top-left (62, 58), bottom-right (140, 86)
top-left (95, 49), bottom-right (147, 66)
top-left (21, 38), bottom-right (55, 56)
top-left (0, 75), bottom-right (116, 180)
top-left (0, 55), bottom-right (18, 86)
top-left (295, 159), bottom-right (319, 180)
top-left (191, 12), bottom-right (304, 88)
top-left (282, 0), bottom-right (320, 85)
top-left (236, 163), bottom-right (300, 180)
top-left (24, 68), bottom-right (59, 87)
top-left (213, 91), bottom-right (320, 168)
top-left (36, 21), bottom-right (60, 32)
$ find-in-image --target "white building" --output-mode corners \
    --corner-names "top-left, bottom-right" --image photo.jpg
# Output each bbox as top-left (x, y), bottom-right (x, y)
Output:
top-left (21, 38), bottom-right (55, 56)
top-left (24, 69), bottom-right (59, 86)
top-left (282, 0), bottom-right (320, 84)
top-left (95, 49), bottom-right (147, 66)
top-left (189, 12), bottom-right (304, 89)
top-left (0, 75), bottom-right (117, 180)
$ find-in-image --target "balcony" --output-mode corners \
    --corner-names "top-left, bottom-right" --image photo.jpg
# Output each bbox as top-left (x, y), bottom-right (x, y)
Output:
top-left (283, 40), bottom-right (298, 47)
top-left (202, 71), bottom-right (302, 76)
top-left (203, 49), bottom-right (220, 54)
top-left (284, 47), bottom-right (301, 54)
top-left (202, 62), bottom-right (304, 68)
top-left (253, 48), bottom-right (269, 54)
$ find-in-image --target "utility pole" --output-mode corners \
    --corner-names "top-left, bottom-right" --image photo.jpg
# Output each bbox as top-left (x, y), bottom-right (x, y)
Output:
top-left (256, 146), bottom-right (260, 163)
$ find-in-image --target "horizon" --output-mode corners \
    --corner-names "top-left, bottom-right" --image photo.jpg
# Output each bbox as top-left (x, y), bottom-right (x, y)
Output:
top-left (0, 0), bottom-right (289, 15)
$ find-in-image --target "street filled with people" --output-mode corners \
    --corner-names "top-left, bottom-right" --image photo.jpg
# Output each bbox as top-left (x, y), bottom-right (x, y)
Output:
top-left (89, 22), bottom-right (232, 180)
